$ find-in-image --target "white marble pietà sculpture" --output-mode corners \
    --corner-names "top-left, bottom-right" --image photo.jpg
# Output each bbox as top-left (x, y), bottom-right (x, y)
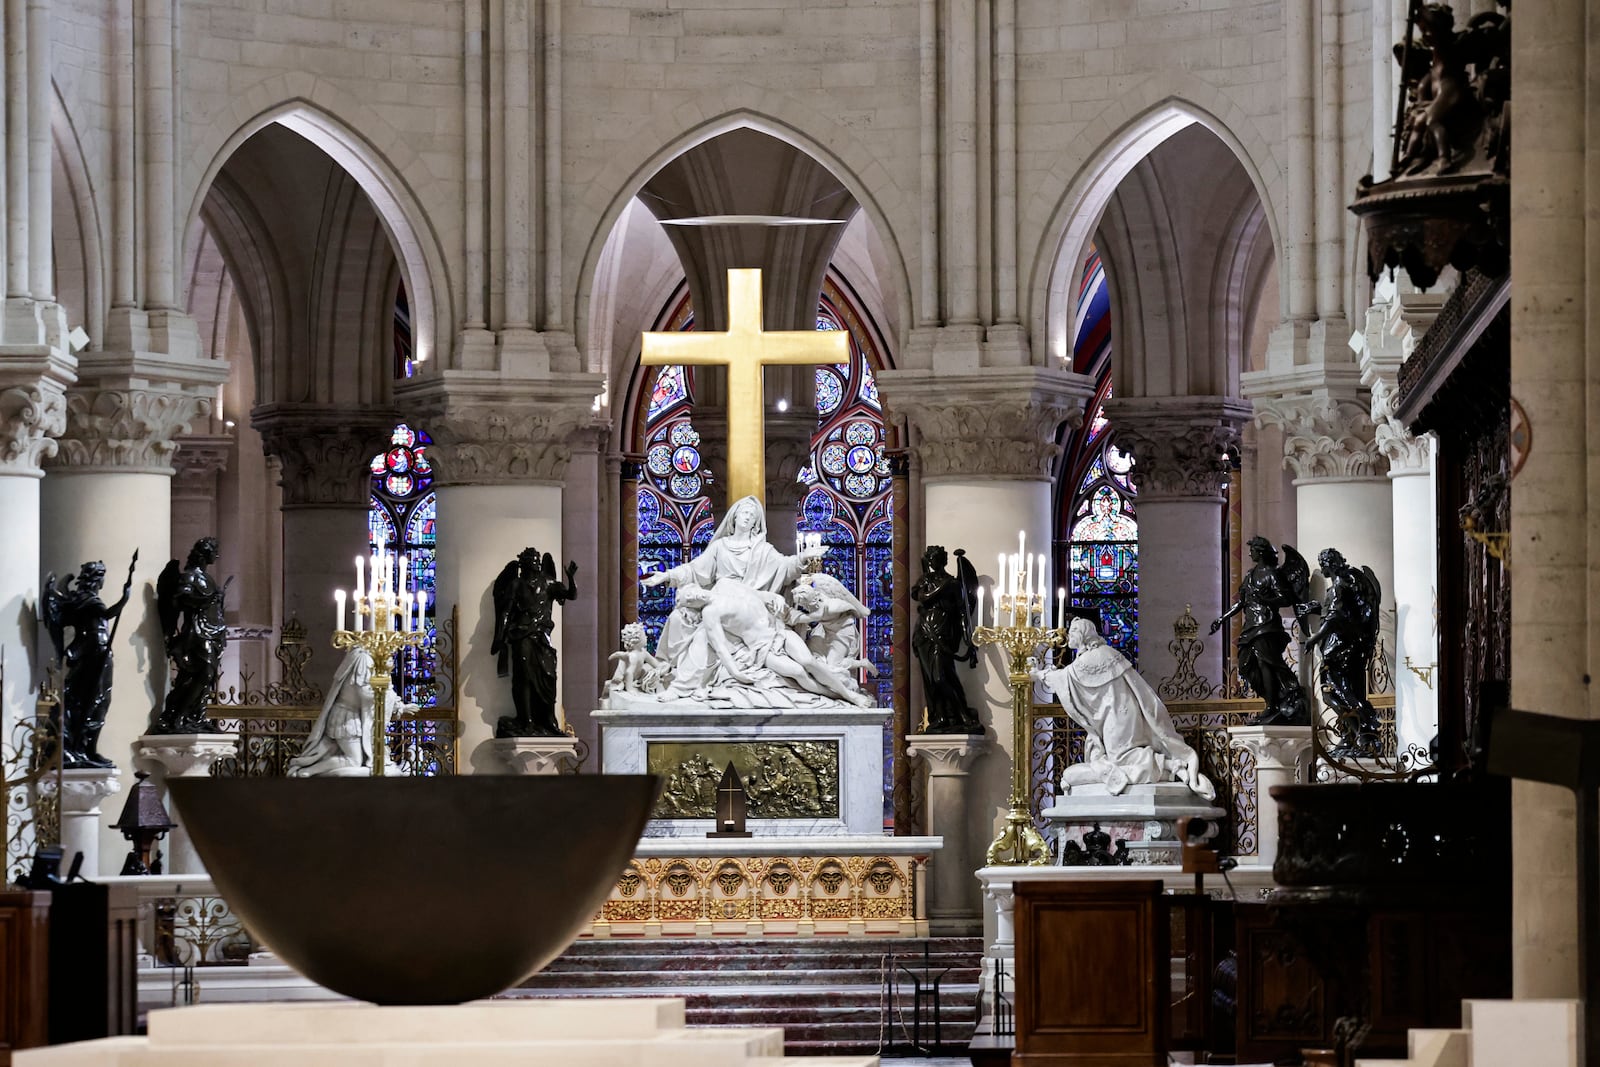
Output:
top-left (609, 494), bottom-right (876, 709)
top-left (287, 647), bottom-right (416, 777)
top-left (1033, 617), bottom-right (1215, 800)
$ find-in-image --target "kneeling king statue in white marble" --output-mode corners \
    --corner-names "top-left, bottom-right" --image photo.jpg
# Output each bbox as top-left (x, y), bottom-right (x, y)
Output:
top-left (287, 647), bottom-right (417, 777)
top-left (1033, 618), bottom-right (1215, 800)
top-left (608, 494), bottom-right (877, 709)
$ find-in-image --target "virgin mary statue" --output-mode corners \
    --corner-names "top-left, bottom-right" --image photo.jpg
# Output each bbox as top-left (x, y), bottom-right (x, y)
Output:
top-left (642, 495), bottom-right (826, 696)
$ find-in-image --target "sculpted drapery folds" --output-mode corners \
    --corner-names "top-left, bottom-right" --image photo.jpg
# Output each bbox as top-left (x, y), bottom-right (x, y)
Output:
top-left (492, 548), bottom-right (579, 738)
top-left (1211, 537), bottom-right (1314, 726)
top-left (910, 545), bottom-right (982, 735)
top-left (42, 557), bottom-right (136, 767)
top-left (152, 537), bottom-right (228, 735)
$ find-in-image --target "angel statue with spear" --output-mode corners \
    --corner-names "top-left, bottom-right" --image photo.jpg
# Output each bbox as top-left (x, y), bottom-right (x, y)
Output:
top-left (41, 551), bottom-right (137, 767)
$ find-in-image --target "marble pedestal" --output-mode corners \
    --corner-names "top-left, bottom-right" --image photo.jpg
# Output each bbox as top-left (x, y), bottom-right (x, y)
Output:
top-left (490, 736), bottom-right (582, 775)
top-left (1227, 725), bottom-right (1313, 868)
top-left (136, 733), bottom-right (240, 875)
top-left (1041, 782), bottom-right (1224, 866)
top-left (905, 733), bottom-right (990, 935)
top-left (15, 998), bottom-right (881, 1066)
top-left (593, 705), bottom-right (890, 837)
top-left (58, 766), bottom-right (122, 876)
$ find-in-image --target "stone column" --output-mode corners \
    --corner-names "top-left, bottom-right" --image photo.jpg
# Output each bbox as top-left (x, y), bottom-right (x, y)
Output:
top-left (1249, 395), bottom-right (1394, 660)
top-left (906, 734), bottom-right (990, 935)
top-left (1227, 725), bottom-right (1312, 868)
top-left (405, 372), bottom-right (602, 773)
top-left (763, 412), bottom-right (815, 540)
top-left (1507, 0), bottom-right (1588, 1000)
top-left (0, 361), bottom-right (70, 741)
top-left (40, 356), bottom-right (225, 874)
top-left (170, 434), bottom-right (230, 562)
top-left (878, 367), bottom-right (1092, 866)
top-left (133, 733), bottom-right (237, 874)
top-left (1107, 396), bottom-right (1252, 689)
top-left (254, 406), bottom-right (396, 694)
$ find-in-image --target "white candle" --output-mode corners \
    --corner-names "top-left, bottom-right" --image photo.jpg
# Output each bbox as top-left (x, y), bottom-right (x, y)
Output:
top-left (996, 554), bottom-right (1006, 606)
top-left (416, 590), bottom-right (428, 632)
top-left (355, 555), bottom-right (365, 600)
top-left (973, 585), bottom-right (984, 631)
top-left (399, 553), bottom-right (408, 596)
top-left (1024, 550), bottom-right (1033, 603)
top-left (335, 590), bottom-right (346, 633)
top-left (1057, 586), bottom-right (1066, 628)
top-left (403, 591), bottom-right (413, 632)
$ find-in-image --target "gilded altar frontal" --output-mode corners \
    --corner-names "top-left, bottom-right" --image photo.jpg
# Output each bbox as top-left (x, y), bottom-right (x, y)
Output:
top-left (647, 742), bottom-right (840, 820)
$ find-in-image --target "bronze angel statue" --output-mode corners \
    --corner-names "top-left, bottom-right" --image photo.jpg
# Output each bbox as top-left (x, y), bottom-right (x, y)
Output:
top-left (1210, 537), bottom-right (1313, 726)
top-left (41, 553), bottom-right (137, 767)
top-left (152, 537), bottom-right (227, 735)
top-left (910, 545), bottom-right (983, 734)
top-left (1303, 548), bottom-right (1384, 757)
top-left (491, 547), bottom-right (578, 738)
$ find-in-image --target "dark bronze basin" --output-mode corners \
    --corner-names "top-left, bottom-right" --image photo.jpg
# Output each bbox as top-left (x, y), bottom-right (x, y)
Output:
top-left (167, 774), bottom-right (658, 1004)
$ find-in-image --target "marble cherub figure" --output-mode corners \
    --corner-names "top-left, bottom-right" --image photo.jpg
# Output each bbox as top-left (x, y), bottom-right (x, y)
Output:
top-left (1034, 617), bottom-right (1215, 800)
top-left (605, 622), bottom-right (671, 696)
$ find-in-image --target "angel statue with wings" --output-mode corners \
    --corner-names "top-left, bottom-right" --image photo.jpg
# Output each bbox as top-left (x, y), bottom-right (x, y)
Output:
top-left (153, 537), bottom-right (228, 735)
top-left (1303, 548), bottom-right (1384, 757)
top-left (491, 547), bottom-right (578, 738)
top-left (1210, 536), bottom-right (1313, 726)
top-left (41, 553), bottom-right (137, 767)
top-left (911, 545), bottom-right (982, 734)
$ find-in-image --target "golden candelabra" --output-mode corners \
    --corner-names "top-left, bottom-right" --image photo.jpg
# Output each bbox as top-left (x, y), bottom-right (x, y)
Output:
top-left (974, 592), bottom-right (1066, 866)
top-left (332, 586), bottom-right (424, 778)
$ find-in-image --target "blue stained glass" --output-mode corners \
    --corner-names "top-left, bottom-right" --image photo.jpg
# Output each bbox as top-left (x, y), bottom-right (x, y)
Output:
top-left (1070, 541), bottom-right (1138, 594)
top-left (370, 424), bottom-right (441, 717)
top-left (648, 365), bottom-right (689, 421)
top-left (816, 369), bottom-right (844, 415)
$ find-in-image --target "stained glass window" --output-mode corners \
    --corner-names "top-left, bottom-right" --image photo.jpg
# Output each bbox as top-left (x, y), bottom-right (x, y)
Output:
top-left (368, 424), bottom-right (439, 710)
top-left (1056, 247), bottom-right (1139, 662)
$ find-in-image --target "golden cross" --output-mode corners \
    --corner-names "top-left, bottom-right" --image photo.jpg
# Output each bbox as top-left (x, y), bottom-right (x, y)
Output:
top-left (641, 268), bottom-right (848, 504)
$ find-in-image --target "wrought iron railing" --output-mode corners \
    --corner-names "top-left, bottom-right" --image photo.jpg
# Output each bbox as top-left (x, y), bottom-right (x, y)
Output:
top-left (3, 659), bottom-right (63, 884)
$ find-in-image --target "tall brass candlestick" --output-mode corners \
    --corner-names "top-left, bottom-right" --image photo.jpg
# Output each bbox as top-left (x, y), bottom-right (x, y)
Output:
top-left (332, 589), bottom-right (424, 777)
top-left (974, 593), bottom-right (1065, 866)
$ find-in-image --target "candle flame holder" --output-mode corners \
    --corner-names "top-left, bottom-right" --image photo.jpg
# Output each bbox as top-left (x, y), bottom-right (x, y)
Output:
top-left (333, 589), bottom-right (425, 777)
top-left (974, 594), bottom-right (1065, 866)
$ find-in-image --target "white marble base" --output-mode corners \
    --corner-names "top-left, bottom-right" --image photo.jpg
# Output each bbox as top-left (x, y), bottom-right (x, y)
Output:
top-left (594, 705), bottom-right (890, 837)
top-left (135, 732), bottom-right (241, 875)
top-left (490, 736), bottom-right (582, 775)
top-left (1041, 782), bottom-right (1224, 866)
top-left (56, 766), bottom-right (122, 877)
top-left (15, 999), bottom-right (880, 1065)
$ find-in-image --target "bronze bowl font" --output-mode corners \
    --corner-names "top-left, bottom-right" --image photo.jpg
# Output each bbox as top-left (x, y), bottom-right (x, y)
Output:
top-left (167, 774), bottom-right (658, 1005)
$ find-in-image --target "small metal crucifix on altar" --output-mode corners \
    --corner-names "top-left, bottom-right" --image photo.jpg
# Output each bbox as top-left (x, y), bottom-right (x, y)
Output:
top-left (641, 268), bottom-right (848, 504)
top-left (708, 761), bottom-right (753, 838)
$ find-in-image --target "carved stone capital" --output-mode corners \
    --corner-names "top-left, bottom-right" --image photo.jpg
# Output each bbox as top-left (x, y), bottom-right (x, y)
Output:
top-left (1105, 396), bottom-right (1251, 501)
top-left (254, 406), bottom-right (396, 509)
top-left (906, 734), bottom-right (991, 776)
top-left (1369, 377), bottom-right (1431, 473)
top-left (400, 370), bottom-right (605, 487)
top-left (490, 736), bottom-right (582, 775)
top-left (0, 377), bottom-right (68, 475)
top-left (45, 353), bottom-right (229, 475)
top-left (1252, 396), bottom-right (1388, 482)
top-left (135, 733), bottom-right (241, 778)
top-left (764, 413), bottom-right (816, 509)
top-left (1227, 725), bottom-right (1313, 778)
top-left (171, 434), bottom-right (232, 497)
top-left (877, 367), bottom-right (1093, 480)
top-left (53, 766), bottom-right (123, 814)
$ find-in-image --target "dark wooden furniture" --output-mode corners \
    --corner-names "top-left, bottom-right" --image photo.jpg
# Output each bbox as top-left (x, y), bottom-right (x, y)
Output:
top-left (1013, 880), bottom-right (1167, 1066)
top-left (46, 882), bottom-right (138, 1045)
top-left (0, 891), bottom-right (50, 1066)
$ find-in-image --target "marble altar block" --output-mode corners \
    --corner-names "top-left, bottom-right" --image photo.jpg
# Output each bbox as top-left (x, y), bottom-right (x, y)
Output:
top-left (593, 705), bottom-right (890, 837)
top-left (1041, 782), bottom-right (1223, 865)
top-left (16, 998), bottom-right (880, 1065)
